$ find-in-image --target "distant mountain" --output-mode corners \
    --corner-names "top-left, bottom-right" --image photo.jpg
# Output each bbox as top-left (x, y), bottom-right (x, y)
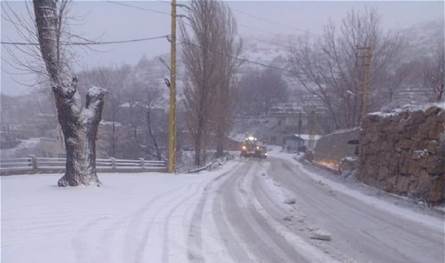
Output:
top-left (242, 36), bottom-right (289, 68)
top-left (240, 35), bottom-right (300, 92)
top-left (400, 19), bottom-right (444, 59)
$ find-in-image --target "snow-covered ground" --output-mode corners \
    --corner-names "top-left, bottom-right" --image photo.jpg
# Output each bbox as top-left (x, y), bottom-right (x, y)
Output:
top-left (2, 151), bottom-right (444, 263)
top-left (1, 163), bottom-right (237, 263)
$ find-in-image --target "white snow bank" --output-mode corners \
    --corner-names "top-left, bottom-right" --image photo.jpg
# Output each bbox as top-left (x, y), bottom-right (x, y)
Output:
top-left (272, 152), bottom-right (445, 232)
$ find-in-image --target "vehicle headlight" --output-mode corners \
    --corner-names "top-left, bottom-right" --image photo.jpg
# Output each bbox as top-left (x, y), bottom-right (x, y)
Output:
top-left (256, 146), bottom-right (260, 150)
top-left (242, 145), bottom-right (246, 150)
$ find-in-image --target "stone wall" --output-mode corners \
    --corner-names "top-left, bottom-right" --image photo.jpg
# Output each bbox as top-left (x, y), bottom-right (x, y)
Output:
top-left (358, 105), bottom-right (445, 203)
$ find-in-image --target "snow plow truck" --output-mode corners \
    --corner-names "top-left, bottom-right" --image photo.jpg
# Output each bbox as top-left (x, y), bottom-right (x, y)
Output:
top-left (240, 136), bottom-right (267, 158)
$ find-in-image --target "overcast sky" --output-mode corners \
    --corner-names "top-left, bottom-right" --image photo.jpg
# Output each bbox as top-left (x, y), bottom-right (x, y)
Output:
top-left (1, 0), bottom-right (444, 96)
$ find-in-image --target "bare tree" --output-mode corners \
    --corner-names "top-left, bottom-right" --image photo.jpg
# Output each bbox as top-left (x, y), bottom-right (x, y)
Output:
top-left (237, 67), bottom-right (288, 116)
top-left (181, 0), bottom-right (231, 166)
top-left (141, 83), bottom-right (165, 161)
top-left (423, 39), bottom-right (445, 102)
top-left (33, 0), bottom-right (106, 186)
top-left (288, 8), bottom-right (404, 129)
top-left (379, 62), bottom-right (411, 105)
top-left (211, 2), bottom-right (242, 157)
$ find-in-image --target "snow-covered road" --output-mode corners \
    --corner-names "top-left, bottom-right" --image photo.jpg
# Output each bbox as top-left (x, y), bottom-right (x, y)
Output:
top-left (259, 157), bottom-right (444, 262)
top-left (2, 153), bottom-right (444, 263)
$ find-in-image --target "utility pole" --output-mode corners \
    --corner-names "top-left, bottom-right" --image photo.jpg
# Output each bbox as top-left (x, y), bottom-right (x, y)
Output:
top-left (358, 46), bottom-right (372, 122)
top-left (167, 0), bottom-right (177, 173)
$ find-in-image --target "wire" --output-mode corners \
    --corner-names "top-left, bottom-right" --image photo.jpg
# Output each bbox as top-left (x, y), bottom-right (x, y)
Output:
top-left (1, 35), bottom-right (169, 46)
top-left (70, 35), bottom-right (169, 45)
top-left (231, 7), bottom-right (314, 36)
top-left (105, 0), bottom-right (191, 26)
top-left (105, 0), bottom-right (170, 16)
top-left (179, 40), bottom-right (294, 75)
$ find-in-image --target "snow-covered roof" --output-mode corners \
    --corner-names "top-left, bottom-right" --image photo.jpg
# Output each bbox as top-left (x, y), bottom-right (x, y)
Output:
top-left (294, 134), bottom-right (322, 140)
top-left (119, 102), bottom-right (131, 108)
top-left (100, 121), bottom-right (122, 127)
top-left (370, 102), bottom-right (445, 117)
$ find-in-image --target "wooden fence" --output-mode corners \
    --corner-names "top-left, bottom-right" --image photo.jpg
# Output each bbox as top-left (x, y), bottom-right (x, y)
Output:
top-left (0, 156), bottom-right (167, 175)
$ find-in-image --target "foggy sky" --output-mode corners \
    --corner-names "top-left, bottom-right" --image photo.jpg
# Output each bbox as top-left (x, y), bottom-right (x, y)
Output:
top-left (1, 0), bottom-right (443, 96)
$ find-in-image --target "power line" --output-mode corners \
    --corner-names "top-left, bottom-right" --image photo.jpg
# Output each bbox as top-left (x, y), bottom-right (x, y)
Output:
top-left (105, 0), bottom-right (191, 25)
top-left (158, 2), bottom-right (314, 38)
top-left (179, 40), bottom-right (294, 75)
top-left (1, 34), bottom-right (169, 46)
top-left (106, 0), bottom-right (313, 40)
top-left (236, 22), bottom-right (296, 51)
top-left (160, 4), bottom-right (294, 72)
top-left (231, 7), bottom-right (314, 36)
top-left (105, 0), bottom-right (170, 16)
top-left (70, 35), bottom-right (169, 45)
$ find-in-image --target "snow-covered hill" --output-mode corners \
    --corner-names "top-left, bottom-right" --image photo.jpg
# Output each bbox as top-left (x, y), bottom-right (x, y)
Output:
top-left (400, 20), bottom-right (443, 60)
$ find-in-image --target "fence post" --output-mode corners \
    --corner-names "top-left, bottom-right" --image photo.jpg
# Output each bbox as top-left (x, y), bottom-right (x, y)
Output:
top-left (111, 157), bottom-right (116, 172)
top-left (30, 155), bottom-right (38, 173)
top-left (139, 158), bottom-right (145, 171)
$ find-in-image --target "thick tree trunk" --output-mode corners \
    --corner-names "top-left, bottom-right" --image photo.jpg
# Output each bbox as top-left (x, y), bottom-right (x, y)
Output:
top-left (33, 0), bottom-right (106, 187)
top-left (56, 85), bottom-right (106, 187)
top-left (53, 81), bottom-right (85, 186)
top-left (84, 87), bottom-right (106, 183)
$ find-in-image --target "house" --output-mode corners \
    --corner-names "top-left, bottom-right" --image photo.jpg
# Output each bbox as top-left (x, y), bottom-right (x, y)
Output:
top-left (283, 135), bottom-right (304, 152)
top-left (259, 103), bottom-right (305, 145)
top-left (283, 134), bottom-right (322, 152)
top-left (294, 134), bottom-right (322, 150)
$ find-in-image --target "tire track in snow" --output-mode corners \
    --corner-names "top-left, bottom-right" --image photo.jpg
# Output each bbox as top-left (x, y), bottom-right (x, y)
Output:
top-left (210, 161), bottom-right (264, 263)
top-left (229, 162), bottom-right (304, 263)
top-left (205, 159), bottom-right (340, 263)
top-left (132, 184), bottom-right (196, 263)
top-left (186, 162), bottom-right (243, 263)
top-left (242, 161), bottom-right (341, 263)
top-left (213, 194), bottom-right (259, 263)
top-left (71, 184), bottom-right (188, 263)
top-left (100, 184), bottom-right (187, 263)
top-left (72, 215), bottom-right (113, 263)
top-left (252, 164), bottom-right (356, 262)
top-left (162, 177), bottom-right (214, 263)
